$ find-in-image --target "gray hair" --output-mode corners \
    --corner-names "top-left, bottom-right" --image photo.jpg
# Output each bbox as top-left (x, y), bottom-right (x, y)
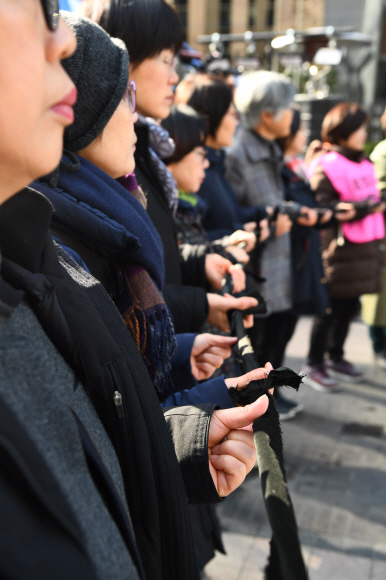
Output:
top-left (235, 71), bottom-right (296, 129)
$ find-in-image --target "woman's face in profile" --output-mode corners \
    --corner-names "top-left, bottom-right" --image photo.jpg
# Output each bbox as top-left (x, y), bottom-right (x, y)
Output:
top-left (78, 101), bottom-right (138, 179)
top-left (168, 146), bottom-right (210, 193)
top-left (340, 123), bottom-right (368, 152)
top-left (0, 0), bottom-right (76, 204)
top-left (129, 49), bottom-right (179, 120)
top-left (213, 104), bottom-right (239, 149)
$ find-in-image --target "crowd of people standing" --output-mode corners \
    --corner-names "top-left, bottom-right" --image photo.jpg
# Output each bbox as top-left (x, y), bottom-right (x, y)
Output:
top-left (0, 0), bottom-right (385, 578)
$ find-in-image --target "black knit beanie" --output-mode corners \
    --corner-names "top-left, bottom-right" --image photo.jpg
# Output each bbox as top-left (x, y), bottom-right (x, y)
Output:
top-left (61, 12), bottom-right (129, 152)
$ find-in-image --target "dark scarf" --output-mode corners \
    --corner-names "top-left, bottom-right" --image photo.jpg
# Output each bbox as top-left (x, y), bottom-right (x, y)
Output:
top-left (37, 155), bottom-right (177, 397)
top-left (136, 115), bottom-right (179, 214)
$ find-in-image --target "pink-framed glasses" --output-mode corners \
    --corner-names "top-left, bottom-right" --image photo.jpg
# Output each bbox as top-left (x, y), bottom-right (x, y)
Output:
top-left (124, 80), bottom-right (136, 114)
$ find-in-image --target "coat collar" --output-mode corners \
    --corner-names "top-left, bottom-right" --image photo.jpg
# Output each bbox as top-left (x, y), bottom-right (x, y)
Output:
top-left (239, 128), bottom-right (283, 164)
top-left (0, 188), bottom-right (53, 273)
top-left (206, 146), bottom-right (225, 164)
top-left (330, 144), bottom-right (364, 163)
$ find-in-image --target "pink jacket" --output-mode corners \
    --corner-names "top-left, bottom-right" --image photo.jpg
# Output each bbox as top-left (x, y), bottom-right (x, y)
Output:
top-left (307, 151), bottom-right (384, 244)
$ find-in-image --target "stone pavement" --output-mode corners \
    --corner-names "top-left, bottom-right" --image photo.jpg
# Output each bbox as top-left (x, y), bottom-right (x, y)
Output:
top-left (204, 316), bottom-right (386, 580)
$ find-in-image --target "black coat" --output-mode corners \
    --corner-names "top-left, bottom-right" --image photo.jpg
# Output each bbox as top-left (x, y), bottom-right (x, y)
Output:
top-left (198, 146), bottom-right (264, 240)
top-left (134, 122), bottom-right (208, 333)
top-left (282, 165), bottom-right (330, 315)
top-left (0, 189), bottom-right (221, 580)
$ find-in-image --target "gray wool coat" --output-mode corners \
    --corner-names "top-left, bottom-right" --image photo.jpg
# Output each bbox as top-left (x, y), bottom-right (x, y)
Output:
top-left (225, 128), bottom-right (292, 314)
top-left (0, 299), bottom-right (139, 580)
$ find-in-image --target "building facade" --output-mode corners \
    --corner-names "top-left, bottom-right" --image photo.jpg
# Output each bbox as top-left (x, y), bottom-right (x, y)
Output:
top-left (171, 0), bottom-right (386, 111)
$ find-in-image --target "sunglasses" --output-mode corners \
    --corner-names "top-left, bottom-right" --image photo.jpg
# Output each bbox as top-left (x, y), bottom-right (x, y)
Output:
top-left (123, 80), bottom-right (137, 114)
top-left (41, 0), bottom-right (59, 32)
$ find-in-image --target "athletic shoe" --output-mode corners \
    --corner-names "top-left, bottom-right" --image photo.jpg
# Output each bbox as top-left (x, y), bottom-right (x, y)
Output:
top-left (302, 363), bottom-right (340, 393)
top-left (374, 351), bottom-right (386, 371)
top-left (326, 358), bottom-right (364, 383)
top-left (274, 393), bottom-right (304, 421)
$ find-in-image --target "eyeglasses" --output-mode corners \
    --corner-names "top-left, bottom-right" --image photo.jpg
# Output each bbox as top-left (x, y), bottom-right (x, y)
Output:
top-left (40, 0), bottom-right (59, 32)
top-left (195, 147), bottom-right (207, 162)
top-left (158, 55), bottom-right (177, 73)
top-left (123, 80), bottom-right (136, 114)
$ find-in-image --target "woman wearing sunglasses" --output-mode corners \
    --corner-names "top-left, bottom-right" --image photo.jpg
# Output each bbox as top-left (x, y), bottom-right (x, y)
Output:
top-left (0, 0), bottom-right (75, 206)
top-left (0, 1), bottom-right (103, 577)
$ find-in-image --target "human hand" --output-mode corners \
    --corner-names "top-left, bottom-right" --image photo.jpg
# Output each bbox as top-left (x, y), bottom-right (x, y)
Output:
top-left (225, 245), bottom-right (250, 264)
top-left (297, 206), bottom-right (318, 227)
top-left (205, 254), bottom-right (246, 293)
top-left (224, 362), bottom-right (274, 394)
top-left (206, 293), bottom-right (257, 332)
top-left (319, 209), bottom-right (333, 224)
top-left (334, 202), bottom-right (356, 222)
top-left (373, 201), bottom-right (386, 213)
top-left (258, 219), bottom-right (270, 242)
top-left (208, 386), bottom-right (270, 496)
top-left (190, 334), bottom-right (237, 381)
top-left (228, 230), bottom-right (257, 253)
top-left (275, 213), bottom-right (292, 236)
top-left (243, 221), bottom-right (257, 233)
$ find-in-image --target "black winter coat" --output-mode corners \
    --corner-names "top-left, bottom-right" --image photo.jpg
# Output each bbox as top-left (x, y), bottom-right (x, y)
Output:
top-left (0, 189), bottom-right (221, 580)
top-left (198, 146), bottom-right (264, 240)
top-left (281, 165), bottom-right (330, 315)
top-left (134, 122), bottom-right (209, 333)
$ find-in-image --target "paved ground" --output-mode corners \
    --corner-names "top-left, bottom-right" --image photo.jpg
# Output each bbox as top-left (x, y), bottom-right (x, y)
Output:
top-left (204, 316), bottom-right (386, 580)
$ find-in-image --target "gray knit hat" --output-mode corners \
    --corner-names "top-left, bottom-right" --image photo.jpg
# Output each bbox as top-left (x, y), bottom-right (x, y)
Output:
top-left (61, 12), bottom-right (129, 152)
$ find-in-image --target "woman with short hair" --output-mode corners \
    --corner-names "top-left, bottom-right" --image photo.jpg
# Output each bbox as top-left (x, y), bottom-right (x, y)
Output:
top-left (96, 0), bottom-right (258, 336)
top-left (177, 76), bottom-right (269, 244)
top-left (304, 102), bottom-right (386, 385)
top-left (161, 103), bottom-right (256, 263)
top-left (225, 71), bottom-right (302, 420)
top-left (276, 109), bottom-right (336, 393)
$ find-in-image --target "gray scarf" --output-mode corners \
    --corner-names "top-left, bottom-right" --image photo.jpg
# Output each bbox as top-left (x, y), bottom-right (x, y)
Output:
top-left (136, 114), bottom-right (179, 214)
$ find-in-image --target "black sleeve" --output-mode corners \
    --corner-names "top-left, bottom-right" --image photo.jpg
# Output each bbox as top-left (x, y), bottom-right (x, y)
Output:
top-left (163, 283), bottom-right (208, 334)
top-left (163, 404), bottom-right (223, 505)
top-left (179, 243), bottom-right (208, 289)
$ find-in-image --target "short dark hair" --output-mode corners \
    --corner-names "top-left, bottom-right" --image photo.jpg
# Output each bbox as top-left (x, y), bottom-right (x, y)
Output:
top-left (98, 0), bottom-right (183, 66)
top-left (161, 105), bottom-right (208, 164)
top-left (187, 78), bottom-right (233, 137)
top-left (321, 102), bottom-right (369, 144)
top-left (276, 108), bottom-right (301, 152)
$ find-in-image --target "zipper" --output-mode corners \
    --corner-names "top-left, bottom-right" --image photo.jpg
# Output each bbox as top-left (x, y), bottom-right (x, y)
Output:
top-left (104, 362), bottom-right (141, 517)
top-left (113, 391), bottom-right (124, 418)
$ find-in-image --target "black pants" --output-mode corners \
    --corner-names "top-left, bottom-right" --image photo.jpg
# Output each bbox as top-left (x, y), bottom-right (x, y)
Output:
top-left (369, 325), bottom-right (386, 354)
top-left (307, 297), bottom-right (360, 366)
top-left (248, 310), bottom-right (299, 369)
